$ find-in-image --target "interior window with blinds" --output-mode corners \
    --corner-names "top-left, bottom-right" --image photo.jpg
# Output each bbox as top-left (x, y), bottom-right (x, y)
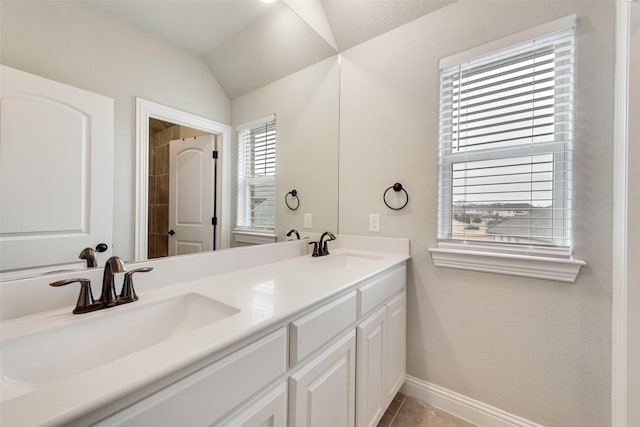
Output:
top-left (236, 117), bottom-right (276, 233)
top-left (438, 27), bottom-right (575, 251)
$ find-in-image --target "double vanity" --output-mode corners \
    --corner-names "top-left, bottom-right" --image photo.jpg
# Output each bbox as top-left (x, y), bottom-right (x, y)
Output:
top-left (0, 235), bottom-right (410, 427)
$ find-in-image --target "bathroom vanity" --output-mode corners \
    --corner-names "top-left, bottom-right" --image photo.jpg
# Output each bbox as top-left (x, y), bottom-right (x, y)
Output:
top-left (0, 235), bottom-right (409, 427)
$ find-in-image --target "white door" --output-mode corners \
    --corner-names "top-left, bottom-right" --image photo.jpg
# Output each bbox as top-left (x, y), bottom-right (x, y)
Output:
top-left (289, 331), bottom-right (356, 427)
top-left (356, 306), bottom-right (386, 427)
top-left (168, 135), bottom-right (214, 256)
top-left (0, 65), bottom-right (114, 273)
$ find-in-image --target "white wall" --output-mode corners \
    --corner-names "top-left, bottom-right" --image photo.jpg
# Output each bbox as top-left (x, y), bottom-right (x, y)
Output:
top-left (0, 1), bottom-right (231, 262)
top-left (627, 1), bottom-right (640, 424)
top-left (338, 1), bottom-right (614, 426)
top-left (231, 56), bottom-right (340, 243)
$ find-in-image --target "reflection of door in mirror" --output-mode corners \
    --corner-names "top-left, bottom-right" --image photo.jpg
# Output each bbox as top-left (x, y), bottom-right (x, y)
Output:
top-left (147, 119), bottom-right (214, 259)
top-left (0, 66), bottom-right (114, 277)
top-left (169, 135), bottom-right (216, 256)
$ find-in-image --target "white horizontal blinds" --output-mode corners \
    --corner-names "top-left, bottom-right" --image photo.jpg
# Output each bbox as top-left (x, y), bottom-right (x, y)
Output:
top-left (237, 119), bottom-right (276, 230)
top-left (438, 28), bottom-right (575, 249)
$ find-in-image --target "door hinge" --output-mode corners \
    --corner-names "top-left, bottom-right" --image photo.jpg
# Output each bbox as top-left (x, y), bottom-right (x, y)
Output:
top-left (212, 216), bottom-right (218, 226)
top-left (212, 150), bottom-right (218, 159)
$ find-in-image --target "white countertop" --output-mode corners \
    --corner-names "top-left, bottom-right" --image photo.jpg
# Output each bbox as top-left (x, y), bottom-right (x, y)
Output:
top-left (0, 246), bottom-right (409, 427)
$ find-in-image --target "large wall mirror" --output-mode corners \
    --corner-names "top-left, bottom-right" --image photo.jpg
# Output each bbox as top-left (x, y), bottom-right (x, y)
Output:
top-left (0, 0), bottom-right (340, 279)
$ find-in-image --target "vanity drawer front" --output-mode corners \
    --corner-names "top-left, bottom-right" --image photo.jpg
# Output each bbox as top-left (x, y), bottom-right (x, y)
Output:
top-left (358, 265), bottom-right (406, 318)
top-left (103, 328), bottom-right (287, 426)
top-left (289, 291), bottom-right (357, 366)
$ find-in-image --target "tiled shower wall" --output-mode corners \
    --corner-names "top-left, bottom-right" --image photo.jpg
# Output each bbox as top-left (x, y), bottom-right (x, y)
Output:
top-left (147, 123), bottom-right (211, 259)
top-left (148, 125), bottom-right (171, 259)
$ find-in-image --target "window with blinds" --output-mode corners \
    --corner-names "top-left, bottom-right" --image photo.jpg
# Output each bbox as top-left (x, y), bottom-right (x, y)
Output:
top-left (237, 118), bottom-right (276, 232)
top-left (438, 27), bottom-right (575, 251)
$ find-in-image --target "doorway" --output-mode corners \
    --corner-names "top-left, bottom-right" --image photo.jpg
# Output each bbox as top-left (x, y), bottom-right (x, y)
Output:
top-left (148, 119), bottom-right (216, 259)
top-left (135, 98), bottom-right (231, 261)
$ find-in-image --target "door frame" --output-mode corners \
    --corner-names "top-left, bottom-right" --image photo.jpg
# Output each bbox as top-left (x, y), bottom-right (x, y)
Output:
top-left (612, 1), bottom-right (637, 425)
top-left (134, 98), bottom-right (231, 261)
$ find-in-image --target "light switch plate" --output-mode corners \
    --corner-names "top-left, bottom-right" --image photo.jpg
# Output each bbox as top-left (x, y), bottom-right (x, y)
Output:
top-left (304, 213), bottom-right (312, 229)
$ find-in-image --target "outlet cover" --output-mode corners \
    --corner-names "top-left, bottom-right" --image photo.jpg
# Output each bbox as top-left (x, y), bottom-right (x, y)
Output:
top-left (304, 213), bottom-right (312, 229)
top-left (369, 214), bottom-right (380, 232)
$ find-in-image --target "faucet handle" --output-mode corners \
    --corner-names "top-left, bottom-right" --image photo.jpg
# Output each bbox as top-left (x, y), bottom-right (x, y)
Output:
top-left (50, 278), bottom-right (101, 314)
top-left (118, 267), bottom-right (153, 304)
top-left (308, 241), bottom-right (320, 257)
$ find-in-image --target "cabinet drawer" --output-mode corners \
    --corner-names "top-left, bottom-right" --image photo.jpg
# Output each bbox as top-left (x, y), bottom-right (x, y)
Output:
top-left (100, 328), bottom-right (287, 427)
top-left (358, 265), bottom-right (406, 318)
top-left (290, 291), bottom-right (357, 367)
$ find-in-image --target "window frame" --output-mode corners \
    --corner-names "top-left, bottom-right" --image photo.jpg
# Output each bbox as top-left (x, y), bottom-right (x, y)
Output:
top-left (429, 15), bottom-right (586, 282)
top-left (233, 115), bottom-right (277, 244)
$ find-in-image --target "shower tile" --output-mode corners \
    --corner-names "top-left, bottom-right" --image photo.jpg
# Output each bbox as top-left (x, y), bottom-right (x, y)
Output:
top-left (157, 235), bottom-right (168, 258)
top-left (150, 205), bottom-right (164, 234)
top-left (149, 146), bottom-right (156, 176)
top-left (148, 176), bottom-right (158, 204)
top-left (158, 174), bottom-right (169, 205)
top-left (157, 128), bottom-right (172, 146)
top-left (148, 233), bottom-right (156, 259)
top-left (156, 145), bottom-right (169, 175)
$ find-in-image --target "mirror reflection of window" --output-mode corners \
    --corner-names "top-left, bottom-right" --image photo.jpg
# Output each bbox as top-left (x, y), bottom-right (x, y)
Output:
top-left (234, 116), bottom-right (277, 244)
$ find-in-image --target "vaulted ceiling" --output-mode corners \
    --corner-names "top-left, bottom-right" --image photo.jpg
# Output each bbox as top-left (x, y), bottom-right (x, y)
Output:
top-left (96, 0), bottom-right (453, 99)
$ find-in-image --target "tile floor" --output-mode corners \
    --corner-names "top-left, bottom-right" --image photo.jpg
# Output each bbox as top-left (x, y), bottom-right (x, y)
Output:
top-left (377, 393), bottom-right (477, 427)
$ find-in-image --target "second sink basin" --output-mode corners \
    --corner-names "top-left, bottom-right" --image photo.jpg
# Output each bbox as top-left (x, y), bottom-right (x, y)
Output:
top-left (0, 293), bottom-right (240, 401)
top-left (315, 252), bottom-right (384, 269)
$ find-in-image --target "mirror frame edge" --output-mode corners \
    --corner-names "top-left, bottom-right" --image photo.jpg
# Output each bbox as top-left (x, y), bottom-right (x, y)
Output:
top-left (134, 98), bottom-right (232, 261)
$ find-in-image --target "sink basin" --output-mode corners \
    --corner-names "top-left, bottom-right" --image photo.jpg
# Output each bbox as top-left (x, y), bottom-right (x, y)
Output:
top-left (0, 293), bottom-right (240, 401)
top-left (315, 252), bottom-right (383, 269)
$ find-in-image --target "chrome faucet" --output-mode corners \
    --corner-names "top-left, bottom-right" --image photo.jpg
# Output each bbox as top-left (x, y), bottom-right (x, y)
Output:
top-left (99, 256), bottom-right (126, 307)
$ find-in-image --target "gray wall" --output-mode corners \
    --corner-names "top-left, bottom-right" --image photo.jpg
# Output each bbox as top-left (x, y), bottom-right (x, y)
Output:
top-left (338, 1), bottom-right (614, 426)
top-left (0, 1), bottom-right (231, 262)
top-left (231, 56), bottom-right (340, 244)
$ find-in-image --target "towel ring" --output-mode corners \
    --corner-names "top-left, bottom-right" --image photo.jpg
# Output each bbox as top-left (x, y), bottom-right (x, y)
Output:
top-left (285, 189), bottom-right (300, 210)
top-left (383, 183), bottom-right (409, 210)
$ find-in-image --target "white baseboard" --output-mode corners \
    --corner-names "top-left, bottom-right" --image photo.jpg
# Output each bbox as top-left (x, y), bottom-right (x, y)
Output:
top-left (400, 375), bottom-right (544, 427)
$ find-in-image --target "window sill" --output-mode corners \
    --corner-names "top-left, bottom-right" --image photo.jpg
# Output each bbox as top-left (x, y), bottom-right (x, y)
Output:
top-left (428, 246), bottom-right (586, 283)
top-left (233, 229), bottom-right (277, 245)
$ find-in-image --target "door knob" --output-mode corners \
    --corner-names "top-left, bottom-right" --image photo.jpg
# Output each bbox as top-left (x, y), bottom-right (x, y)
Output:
top-left (168, 229), bottom-right (175, 236)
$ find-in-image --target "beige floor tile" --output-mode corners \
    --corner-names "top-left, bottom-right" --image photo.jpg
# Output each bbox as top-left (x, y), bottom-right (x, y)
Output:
top-left (378, 394), bottom-right (477, 427)
top-left (378, 392), bottom-right (407, 427)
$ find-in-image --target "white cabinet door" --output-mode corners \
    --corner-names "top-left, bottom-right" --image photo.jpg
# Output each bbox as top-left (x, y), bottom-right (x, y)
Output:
top-left (385, 291), bottom-right (406, 403)
top-left (0, 65), bottom-right (114, 273)
top-left (289, 331), bottom-right (356, 427)
top-left (356, 289), bottom-right (406, 427)
top-left (356, 306), bottom-right (387, 427)
top-left (218, 383), bottom-right (287, 427)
